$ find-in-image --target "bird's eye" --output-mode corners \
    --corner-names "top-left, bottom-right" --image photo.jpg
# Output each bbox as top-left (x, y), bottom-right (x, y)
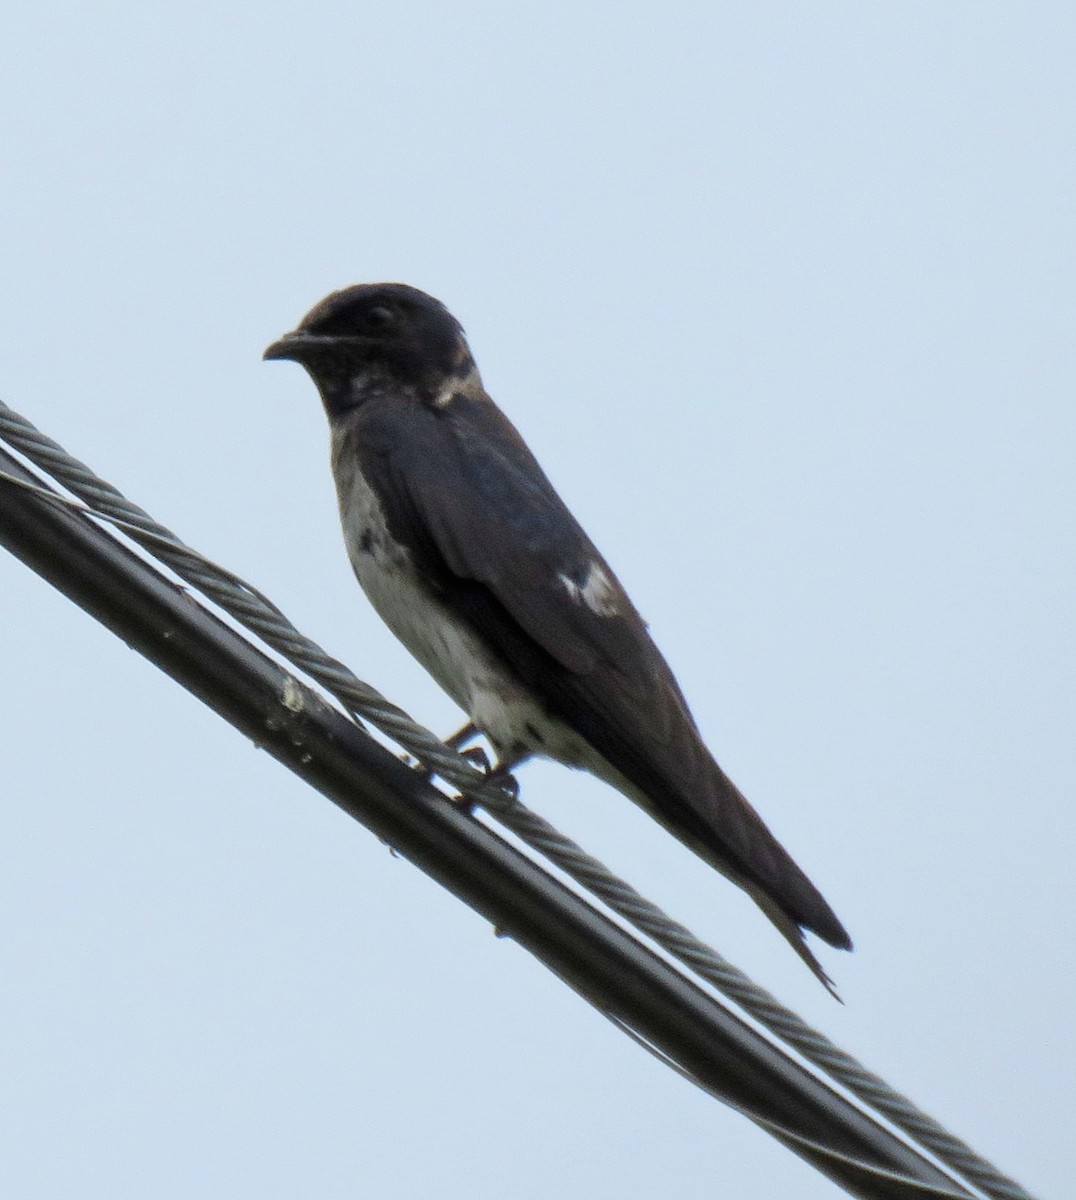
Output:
top-left (365, 305), bottom-right (396, 330)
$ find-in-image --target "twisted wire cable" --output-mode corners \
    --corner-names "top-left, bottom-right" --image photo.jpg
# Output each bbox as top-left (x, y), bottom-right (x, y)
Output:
top-left (0, 400), bottom-right (1035, 1200)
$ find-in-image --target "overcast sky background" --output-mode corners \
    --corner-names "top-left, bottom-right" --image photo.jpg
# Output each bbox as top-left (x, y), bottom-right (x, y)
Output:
top-left (1, 4), bottom-right (1072, 1198)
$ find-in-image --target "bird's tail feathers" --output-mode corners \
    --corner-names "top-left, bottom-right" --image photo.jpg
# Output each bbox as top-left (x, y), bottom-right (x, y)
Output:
top-left (685, 753), bottom-right (853, 955)
top-left (566, 682), bottom-right (852, 992)
top-left (749, 887), bottom-right (844, 1001)
top-left (649, 746), bottom-right (853, 996)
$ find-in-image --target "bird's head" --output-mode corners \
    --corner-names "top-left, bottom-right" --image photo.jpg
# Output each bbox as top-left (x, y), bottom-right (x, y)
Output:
top-left (264, 283), bottom-right (476, 414)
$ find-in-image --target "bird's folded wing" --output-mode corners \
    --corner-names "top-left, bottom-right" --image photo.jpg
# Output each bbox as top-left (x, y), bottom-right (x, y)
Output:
top-left (364, 399), bottom-right (851, 956)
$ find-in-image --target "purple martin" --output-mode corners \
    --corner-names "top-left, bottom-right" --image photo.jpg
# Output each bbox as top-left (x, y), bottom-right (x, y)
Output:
top-left (264, 283), bottom-right (852, 989)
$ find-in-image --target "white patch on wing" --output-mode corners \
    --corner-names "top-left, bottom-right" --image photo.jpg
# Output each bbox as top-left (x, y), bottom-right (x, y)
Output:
top-left (558, 561), bottom-right (620, 616)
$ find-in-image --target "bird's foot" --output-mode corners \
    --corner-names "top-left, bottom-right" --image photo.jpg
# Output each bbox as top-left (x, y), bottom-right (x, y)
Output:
top-left (484, 762), bottom-right (521, 802)
top-left (460, 745), bottom-right (492, 772)
top-left (401, 721), bottom-right (520, 812)
top-left (452, 754), bottom-right (521, 814)
top-left (402, 721), bottom-right (481, 779)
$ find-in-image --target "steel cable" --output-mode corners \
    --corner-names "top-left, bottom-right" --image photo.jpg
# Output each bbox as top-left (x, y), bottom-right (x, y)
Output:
top-left (0, 400), bottom-right (1036, 1200)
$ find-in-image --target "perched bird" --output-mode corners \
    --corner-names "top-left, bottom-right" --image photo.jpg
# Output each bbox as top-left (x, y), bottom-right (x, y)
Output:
top-left (265, 283), bottom-right (851, 990)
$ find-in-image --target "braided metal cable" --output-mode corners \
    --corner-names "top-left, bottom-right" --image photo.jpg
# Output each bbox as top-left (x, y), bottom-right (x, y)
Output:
top-left (0, 400), bottom-right (1036, 1200)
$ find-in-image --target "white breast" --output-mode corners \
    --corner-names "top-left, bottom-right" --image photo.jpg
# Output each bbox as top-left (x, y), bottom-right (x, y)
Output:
top-left (329, 454), bottom-right (548, 760)
top-left (334, 461), bottom-right (467, 704)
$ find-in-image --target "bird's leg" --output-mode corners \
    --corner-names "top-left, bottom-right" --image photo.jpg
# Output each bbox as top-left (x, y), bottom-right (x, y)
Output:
top-left (404, 721), bottom-right (481, 777)
top-left (444, 721), bottom-right (480, 751)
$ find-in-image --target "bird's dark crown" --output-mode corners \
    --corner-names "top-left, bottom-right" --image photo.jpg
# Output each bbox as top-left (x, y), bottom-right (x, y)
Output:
top-left (265, 283), bottom-right (473, 412)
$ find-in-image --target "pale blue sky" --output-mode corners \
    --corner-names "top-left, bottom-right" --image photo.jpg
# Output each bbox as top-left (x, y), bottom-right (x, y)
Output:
top-left (1, 4), bottom-right (1072, 1197)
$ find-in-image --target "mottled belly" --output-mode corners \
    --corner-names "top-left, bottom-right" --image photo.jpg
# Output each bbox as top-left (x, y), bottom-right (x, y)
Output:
top-left (333, 456), bottom-right (591, 766)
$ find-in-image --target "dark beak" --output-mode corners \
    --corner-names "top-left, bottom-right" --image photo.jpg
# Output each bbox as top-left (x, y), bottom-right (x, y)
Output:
top-left (263, 329), bottom-right (333, 362)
